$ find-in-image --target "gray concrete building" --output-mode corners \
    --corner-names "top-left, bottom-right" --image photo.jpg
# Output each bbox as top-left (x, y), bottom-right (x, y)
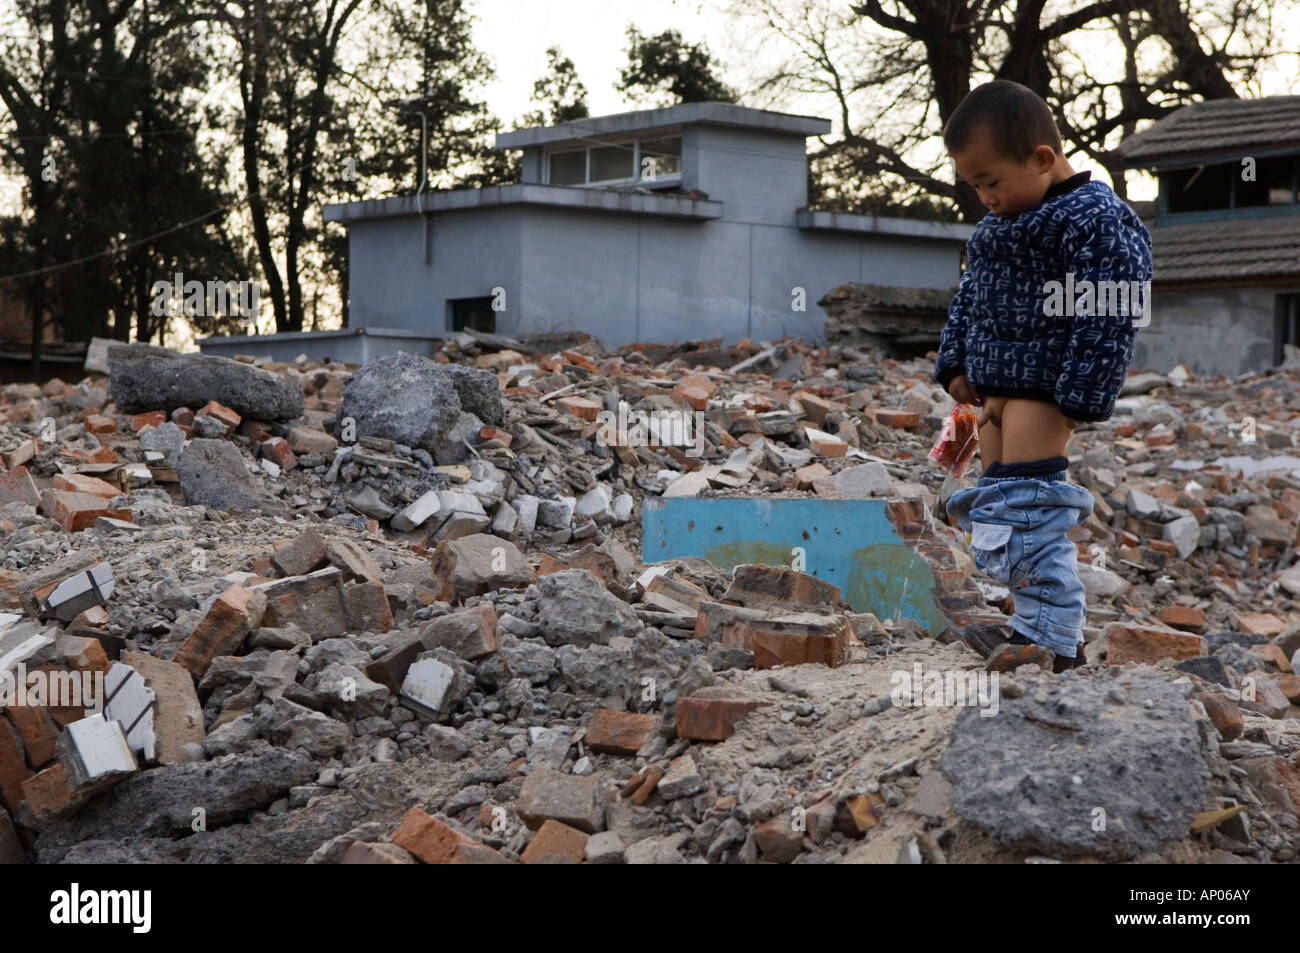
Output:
top-left (201, 102), bottom-right (971, 361)
top-left (1117, 95), bottom-right (1300, 377)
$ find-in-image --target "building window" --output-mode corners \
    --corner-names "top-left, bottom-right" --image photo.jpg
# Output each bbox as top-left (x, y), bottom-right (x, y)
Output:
top-left (545, 135), bottom-right (682, 187)
top-left (1164, 163), bottom-right (1235, 213)
top-left (1236, 155), bottom-right (1297, 207)
top-left (449, 296), bottom-right (496, 333)
top-left (549, 149), bottom-right (586, 186)
top-left (1275, 294), bottom-right (1300, 365)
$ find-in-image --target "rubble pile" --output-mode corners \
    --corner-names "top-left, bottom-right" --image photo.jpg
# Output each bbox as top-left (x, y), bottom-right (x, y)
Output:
top-left (0, 333), bottom-right (1297, 865)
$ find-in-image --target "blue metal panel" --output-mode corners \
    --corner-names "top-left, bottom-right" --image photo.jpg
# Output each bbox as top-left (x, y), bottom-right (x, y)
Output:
top-left (642, 497), bottom-right (948, 632)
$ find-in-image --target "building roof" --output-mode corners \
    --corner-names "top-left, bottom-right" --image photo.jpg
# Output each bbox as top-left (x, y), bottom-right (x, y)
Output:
top-left (1117, 95), bottom-right (1300, 167)
top-left (324, 183), bottom-right (722, 224)
top-left (495, 101), bottom-right (831, 150)
top-left (1149, 213), bottom-right (1300, 284)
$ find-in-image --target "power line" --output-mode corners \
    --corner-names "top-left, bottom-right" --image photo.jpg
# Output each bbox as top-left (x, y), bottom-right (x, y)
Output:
top-left (0, 201), bottom-right (240, 283)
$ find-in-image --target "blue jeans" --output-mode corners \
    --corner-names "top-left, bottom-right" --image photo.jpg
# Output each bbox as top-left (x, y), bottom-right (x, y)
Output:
top-left (945, 472), bottom-right (1095, 658)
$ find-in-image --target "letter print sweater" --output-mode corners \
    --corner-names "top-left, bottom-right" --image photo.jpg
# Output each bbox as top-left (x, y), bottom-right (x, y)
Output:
top-left (933, 171), bottom-right (1153, 422)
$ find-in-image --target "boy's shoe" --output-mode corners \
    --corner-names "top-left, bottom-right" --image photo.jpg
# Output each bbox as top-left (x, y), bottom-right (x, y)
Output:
top-left (1051, 643), bottom-right (1088, 674)
top-left (958, 621), bottom-right (1031, 659)
top-left (986, 641), bottom-right (1056, 673)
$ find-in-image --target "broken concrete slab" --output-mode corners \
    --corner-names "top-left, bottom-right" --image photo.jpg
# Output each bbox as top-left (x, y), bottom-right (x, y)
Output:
top-left (939, 672), bottom-right (1210, 861)
top-left (108, 342), bottom-right (304, 420)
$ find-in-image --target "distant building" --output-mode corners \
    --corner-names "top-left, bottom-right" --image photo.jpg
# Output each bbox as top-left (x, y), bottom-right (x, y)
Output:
top-left (1117, 95), bottom-right (1300, 376)
top-left (202, 102), bottom-right (971, 361)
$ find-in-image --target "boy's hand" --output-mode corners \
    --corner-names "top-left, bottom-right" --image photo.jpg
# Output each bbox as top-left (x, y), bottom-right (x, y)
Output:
top-left (947, 374), bottom-right (982, 406)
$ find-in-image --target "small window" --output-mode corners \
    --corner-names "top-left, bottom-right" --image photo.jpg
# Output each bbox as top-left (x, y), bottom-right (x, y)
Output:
top-left (590, 144), bottom-right (634, 182)
top-left (1165, 164), bottom-right (1234, 213)
top-left (1237, 156), bottom-right (1296, 207)
top-left (639, 137), bottom-right (682, 180)
top-left (549, 149), bottom-right (586, 186)
top-left (449, 296), bottom-right (496, 333)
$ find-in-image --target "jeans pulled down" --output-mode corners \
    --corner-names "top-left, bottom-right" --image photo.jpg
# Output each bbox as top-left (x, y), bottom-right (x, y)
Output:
top-left (945, 472), bottom-right (1096, 658)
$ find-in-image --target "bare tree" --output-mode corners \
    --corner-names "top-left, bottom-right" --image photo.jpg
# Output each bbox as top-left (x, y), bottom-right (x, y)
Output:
top-left (725, 0), bottom-right (1279, 220)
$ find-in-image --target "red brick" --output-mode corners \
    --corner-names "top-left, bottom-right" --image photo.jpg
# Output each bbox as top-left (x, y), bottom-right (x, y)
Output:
top-left (808, 432), bottom-right (847, 457)
top-left (676, 697), bottom-right (770, 741)
top-left (672, 383), bottom-right (715, 411)
top-left (38, 491), bottom-right (131, 532)
top-left (584, 709), bottom-right (659, 756)
top-left (1250, 643), bottom-right (1292, 672)
top-left (721, 614), bottom-right (851, 669)
top-left (82, 414), bottom-right (116, 434)
top-left (874, 409), bottom-right (920, 428)
top-left (174, 585), bottom-right (267, 677)
top-left (171, 407), bottom-right (195, 427)
top-left (19, 762), bottom-right (74, 818)
top-left (60, 445), bottom-right (117, 464)
top-left (51, 473), bottom-right (120, 500)
top-left (556, 396), bottom-right (601, 421)
top-left (391, 807), bottom-right (513, 864)
top-left (753, 815), bottom-right (803, 863)
top-left (1234, 613), bottom-right (1286, 638)
top-left (0, 718), bottom-right (28, 814)
top-left (5, 707), bottom-right (58, 768)
top-left (1156, 605), bottom-right (1205, 632)
top-left (1106, 624), bottom-right (1204, 665)
top-left (259, 437), bottom-right (298, 471)
top-left (1192, 692), bottom-right (1243, 742)
top-left (1279, 674), bottom-right (1300, 702)
top-left (197, 400), bottom-right (241, 432)
top-left (2, 438), bottom-right (37, 469)
top-left (520, 819), bottom-right (589, 863)
top-left (132, 411), bottom-right (167, 432)
top-left (478, 427), bottom-right (513, 448)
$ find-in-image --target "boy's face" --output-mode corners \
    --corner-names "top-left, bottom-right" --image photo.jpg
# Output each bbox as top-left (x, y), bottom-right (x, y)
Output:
top-left (950, 129), bottom-right (1063, 218)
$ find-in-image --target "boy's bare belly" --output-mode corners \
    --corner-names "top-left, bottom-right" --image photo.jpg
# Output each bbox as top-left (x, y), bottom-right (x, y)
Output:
top-left (976, 396), bottom-right (1075, 465)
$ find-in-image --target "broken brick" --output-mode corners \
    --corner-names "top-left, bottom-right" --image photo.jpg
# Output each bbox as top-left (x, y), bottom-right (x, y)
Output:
top-left (391, 807), bottom-right (511, 864)
top-left (675, 697), bottom-right (770, 741)
top-left (197, 400), bottom-right (241, 432)
top-left (5, 706), bottom-right (58, 769)
top-left (521, 819), bottom-right (589, 863)
top-left (51, 472), bottom-right (120, 500)
top-left (584, 709), bottom-right (659, 755)
top-left (1106, 623), bottom-right (1204, 665)
top-left (1155, 605), bottom-right (1205, 632)
top-left (174, 585), bottom-right (268, 677)
top-left (39, 491), bottom-right (132, 533)
top-left (260, 437), bottom-right (298, 471)
top-left (132, 411), bottom-right (167, 432)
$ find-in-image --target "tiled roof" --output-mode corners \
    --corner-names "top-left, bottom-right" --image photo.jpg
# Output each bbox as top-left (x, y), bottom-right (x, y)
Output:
top-left (1149, 213), bottom-right (1300, 282)
top-left (1118, 95), bottom-right (1300, 165)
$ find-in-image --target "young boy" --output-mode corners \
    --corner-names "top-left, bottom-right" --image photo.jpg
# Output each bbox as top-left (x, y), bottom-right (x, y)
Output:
top-left (933, 80), bottom-right (1152, 674)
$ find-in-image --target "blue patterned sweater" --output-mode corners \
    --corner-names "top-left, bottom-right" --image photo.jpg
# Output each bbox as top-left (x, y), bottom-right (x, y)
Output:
top-left (933, 172), bottom-right (1152, 422)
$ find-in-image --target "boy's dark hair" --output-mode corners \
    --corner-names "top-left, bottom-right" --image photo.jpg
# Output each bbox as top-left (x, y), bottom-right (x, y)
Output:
top-left (943, 80), bottom-right (1063, 161)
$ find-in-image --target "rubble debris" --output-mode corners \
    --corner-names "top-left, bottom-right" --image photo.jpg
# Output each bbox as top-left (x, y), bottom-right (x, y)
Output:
top-left (0, 336), bottom-right (1296, 865)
